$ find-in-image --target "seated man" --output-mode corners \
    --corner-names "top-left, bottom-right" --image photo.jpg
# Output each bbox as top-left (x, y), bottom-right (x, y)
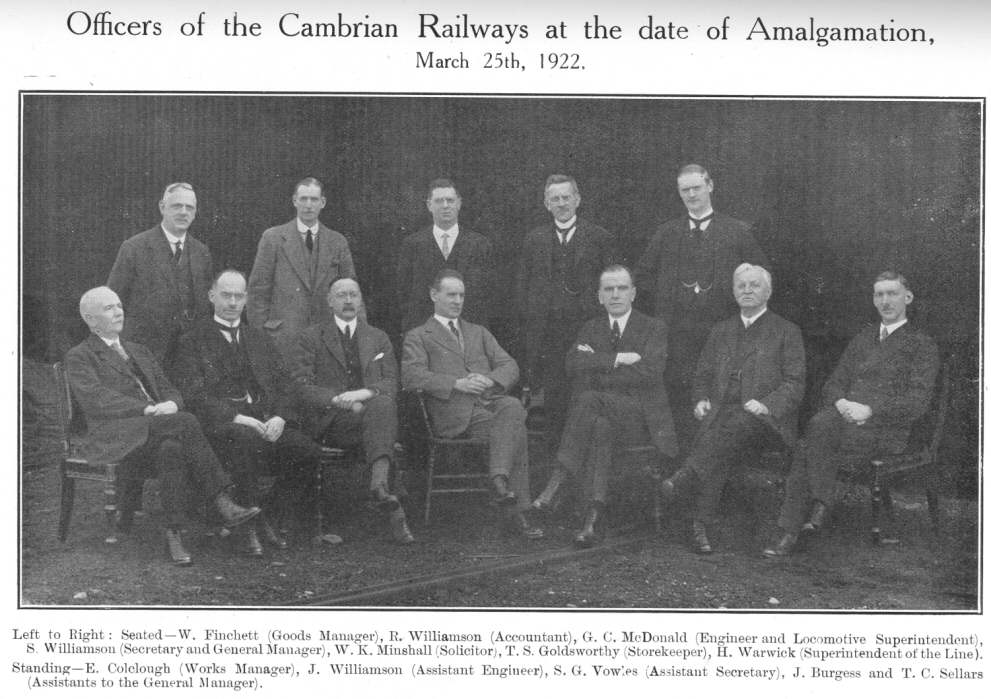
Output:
top-left (291, 277), bottom-right (414, 544)
top-left (532, 265), bottom-right (678, 547)
top-left (402, 269), bottom-right (543, 540)
top-left (660, 264), bottom-right (805, 553)
top-left (65, 287), bottom-right (260, 566)
top-left (764, 271), bottom-right (938, 557)
top-left (173, 269), bottom-right (326, 555)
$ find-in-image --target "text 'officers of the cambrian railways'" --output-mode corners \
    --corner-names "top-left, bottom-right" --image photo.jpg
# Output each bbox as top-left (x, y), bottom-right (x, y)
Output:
top-left (66, 286), bottom-right (260, 566)
top-left (661, 264), bottom-right (805, 554)
top-left (173, 270), bottom-right (326, 555)
top-left (107, 182), bottom-right (214, 371)
top-left (292, 277), bottom-right (414, 544)
top-left (636, 164), bottom-right (767, 445)
top-left (402, 269), bottom-right (543, 540)
top-left (247, 177), bottom-right (356, 355)
top-left (396, 179), bottom-right (494, 332)
top-left (517, 174), bottom-right (616, 439)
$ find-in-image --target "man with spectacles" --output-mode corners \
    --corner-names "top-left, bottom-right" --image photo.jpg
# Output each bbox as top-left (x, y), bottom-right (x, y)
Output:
top-left (107, 182), bottom-right (214, 373)
top-left (173, 270), bottom-right (327, 554)
top-left (290, 277), bottom-right (414, 543)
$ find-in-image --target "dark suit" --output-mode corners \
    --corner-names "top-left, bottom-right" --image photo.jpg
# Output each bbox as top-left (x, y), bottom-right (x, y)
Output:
top-left (172, 319), bottom-right (322, 512)
top-left (777, 323), bottom-right (938, 533)
top-left (65, 334), bottom-right (231, 527)
top-left (684, 310), bottom-right (806, 523)
top-left (635, 213), bottom-right (766, 445)
top-left (517, 218), bottom-right (616, 435)
top-left (247, 220), bottom-right (355, 355)
top-left (396, 227), bottom-right (493, 331)
top-left (291, 319), bottom-right (399, 469)
top-left (402, 317), bottom-right (532, 507)
top-left (107, 226), bottom-right (213, 369)
top-left (556, 310), bottom-right (678, 504)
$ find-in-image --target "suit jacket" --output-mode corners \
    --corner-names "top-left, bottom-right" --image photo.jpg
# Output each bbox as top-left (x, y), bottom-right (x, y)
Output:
top-left (692, 310), bottom-right (806, 447)
top-left (821, 323), bottom-right (938, 453)
top-left (64, 334), bottom-right (184, 464)
top-left (565, 310), bottom-right (678, 457)
top-left (246, 220), bottom-right (355, 348)
top-left (291, 319), bottom-right (397, 438)
top-left (106, 226), bottom-right (213, 361)
top-left (396, 226), bottom-right (493, 331)
top-left (171, 318), bottom-right (299, 433)
top-left (402, 317), bottom-right (519, 438)
top-left (635, 213), bottom-right (766, 323)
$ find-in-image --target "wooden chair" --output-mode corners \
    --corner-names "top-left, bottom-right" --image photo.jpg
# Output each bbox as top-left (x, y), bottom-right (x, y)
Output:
top-left (53, 362), bottom-right (150, 544)
top-left (837, 362), bottom-right (950, 544)
top-left (415, 393), bottom-right (490, 524)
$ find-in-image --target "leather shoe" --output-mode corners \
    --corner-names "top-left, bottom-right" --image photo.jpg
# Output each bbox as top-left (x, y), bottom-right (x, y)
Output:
top-left (164, 528), bottom-right (192, 566)
top-left (660, 467), bottom-right (697, 505)
top-left (369, 484), bottom-right (401, 513)
top-left (504, 511), bottom-right (544, 540)
top-left (691, 520), bottom-right (713, 555)
top-left (802, 501), bottom-right (828, 533)
top-left (492, 475), bottom-right (517, 506)
top-left (215, 491), bottom-right (260, 529)
top-left (574, 503), bottom-right (603, 548)
top-left (762, 531), bottom-right (798, 558)
top-left (238, 527), bottom-right (264, 557)
top-left (258, 517), bottom-right (288, 550)
top-left (531, 469), bottom-right (565, 514)
top-left (389, 509), bottom-right (415, 544)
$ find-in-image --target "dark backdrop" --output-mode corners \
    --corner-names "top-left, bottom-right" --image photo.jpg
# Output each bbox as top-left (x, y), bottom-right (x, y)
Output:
top-left (20, 94), bottom-right (982, 493)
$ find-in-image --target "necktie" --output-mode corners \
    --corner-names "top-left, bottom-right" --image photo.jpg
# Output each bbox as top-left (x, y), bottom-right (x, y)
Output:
top-left (344, 324), bottom-right (352, 343)
top-left (111, 341), bottom-right (154, 401)
top-left (689, 213), bottom-right (714, 230)
top-left (441, 233), bottom-right (450, 259)
top-left (611, 320), bottom-right (621, 350)
top-left (556, 225), bottom-right (574, 245)
top-left (173, 241), bottom-right (183, 264)
top-left (880, 326), bottom-right (889, 342)
top-left (448, 320), bottom-right (464, 351)
top-left (215, 322), bottom-right (239, 347)
top-left (305, 229), bottom-right (314, 253)
top-left (110, 340), bottom-right (129, 361)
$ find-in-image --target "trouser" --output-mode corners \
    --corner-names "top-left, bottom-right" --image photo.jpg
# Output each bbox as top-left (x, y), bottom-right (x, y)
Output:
top-left (527, 310), bottom-right (585, 441)
top-left (461, 396), bottom-right (532, 511)
top-left (318, 393), bottom-right (397, 490)
top-left (556, 390), bottom-right (651, 505)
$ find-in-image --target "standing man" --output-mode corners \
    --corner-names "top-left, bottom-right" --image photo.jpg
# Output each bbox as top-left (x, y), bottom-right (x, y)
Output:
top-left (660, 264), bottom-right (805, 554)
top-left (247, 177), bottom-right (356, 355)
top-left (173, 270), bottom-right (326, 555)
top-left (66, 286), bottom-right (260, 566)
top-left (764, 272), bottom-right (938, 557)
top-left (292, 277), bottom-right (414, 544)
top-left (531, 265), bottom-right (678, 547)
top-left (396, 178), bottom-right (493, 332)
top-left (107, 182), bottom-right (213, 371)
top-left (636, 164), bottom-right (766, 445)
top-left (402, 270), bottom-right (543, 540)
top-left (517, 174), bottom-right (616, 439)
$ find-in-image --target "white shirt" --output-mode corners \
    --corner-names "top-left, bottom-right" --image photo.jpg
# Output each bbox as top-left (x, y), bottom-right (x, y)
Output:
top-left (214, 314), bottom-right (241, 342)
top-left (435, 314), bottom-right (461, 336)
top-left (741, 307), bottom-right (768, 328)
top-left (161, 225), bottom-right (186, 247)
top-left (554, 215), bottom-right (577, 244)
top-left (296, 218), bottom-right (320, 239)
top-left (880, 318), bottom-right (908, 340)
top-left (334, 315), bottom-right (358, 337)
top-left (688, 207), bottom-right (715, 232)
top-left (607, 309), bottom-right (633, 335)
top-left (98, 334), bottom-right (123, 349)
top-left (433, 223), bottom-right (459, 253)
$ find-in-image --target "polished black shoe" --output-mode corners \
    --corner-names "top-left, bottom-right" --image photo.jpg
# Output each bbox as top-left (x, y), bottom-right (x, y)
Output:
top-left (762, 531), bottom-right (798, 558)
top-left (531, 469), bottom-right (565, 514)
top-left (504, 511), bottom-right (544, 540)
top-left (238, 527), bottom-right (264, 557)
top-left (660, 467), bottom-right (697, 505)
top-left (389, 508), bottom-right (415, 545)
top-left (259, 517), bottom-right (288, 550)
top-left (369, 484), bottom-right (401, 513)
top-left (492, 475), bottom-right (517, 506)
top-left (215, 491), bottom-right (261, 529)
top-left (574, 503), bottom-right (603, 548)
top-left (691, 520), bottom-right (713, 555)
top-left (802, 500), bottom-right (828, 533)
top-left (164, 528), bottom-right (192, 566)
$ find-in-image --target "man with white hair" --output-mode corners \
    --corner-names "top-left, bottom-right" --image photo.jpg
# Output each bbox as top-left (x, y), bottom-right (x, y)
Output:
top-left (65, 286), bottom-right (259, 565)
top-left (660, 263), bottom-right (805, 554)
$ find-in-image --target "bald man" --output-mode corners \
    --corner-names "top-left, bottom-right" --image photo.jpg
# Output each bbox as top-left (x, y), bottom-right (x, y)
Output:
top-left (65, 286), bottom-right (259, 565)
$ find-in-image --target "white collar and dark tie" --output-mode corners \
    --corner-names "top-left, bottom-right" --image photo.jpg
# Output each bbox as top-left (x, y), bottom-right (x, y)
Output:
top-left (435, 314), bottom-right (464, 349)
top-left (100, 335), bottom-right (129, 360)
top-left (740, 307), bottom-right (768, 329)
top-left (433, 224), bottom-right (459, 259)
top-left (688, 210), bottom-right (714, 232)
top-left (297, 219), bottom-right (319, 253)
top-left (609, 310), bottom-right (632, 336)
top-left (880, 318), bottom-right (908, 342)
top-left (214, 315), bottom-right (241, 343)
top-left (161, 226), bottom-right (186, 262)
top-left (555, 216), bottom-right (577, 244)
top-left (334, 316), bottom-right (358, 341)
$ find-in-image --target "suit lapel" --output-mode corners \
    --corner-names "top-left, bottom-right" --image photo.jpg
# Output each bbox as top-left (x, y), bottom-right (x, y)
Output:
top-left (313, 223), bottom-right (336, 289)
top-left (150, 230), bottom-right (181, 296)
top-left (281, 226), bottom-right (312, 291)
top-left (321, 323), bottom-right (347, 369)
top-left (425, 316), bottom-right (464, 355)
top-left (87, 335), bottom-right (134, 382)
top-left (355, 320), bottom-right (376, 370)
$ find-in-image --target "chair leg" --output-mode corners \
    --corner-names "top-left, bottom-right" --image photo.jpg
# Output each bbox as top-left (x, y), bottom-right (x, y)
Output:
top-left (926, 488), bottom-right (940, 536)
top-left (881, 487), bottom-right (894, 518)
top-left (313, 461), bottom-right (324, 543)
top-left (103, 481), bottom-right (119, 545)
top-left (57, 467), bottom-right (75, 542)
top-left (423, 451), bottom-right (436, 525)
top-left (870, 482), bottom-right (882, 546)
top-left (117, 478), bottom-right (143, 533)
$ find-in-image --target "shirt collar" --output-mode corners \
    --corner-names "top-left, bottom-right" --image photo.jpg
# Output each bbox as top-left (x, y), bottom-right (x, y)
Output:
top-left (435, 313), bottom-right (459, 330)
top-left (334, 315), bottom-right (357, 335)
top-left (433, 223), bottom-right (459, 244)
top-left (97, 334), bottom-right (122, 347)
top-left (608, 309), bottom-right (633, 334)
top-left (213, 314), bottom-right (241, 329)
top-left (161, 225), bottom-right (185, 246)
top-left (554, 215), bottom-right (577, 231)
top-left (296, 219), bottom-right (320, 235)
top-left (880, 318), bottom-right (909, 338)
top-left (741, 307), bottom-right (768, 327)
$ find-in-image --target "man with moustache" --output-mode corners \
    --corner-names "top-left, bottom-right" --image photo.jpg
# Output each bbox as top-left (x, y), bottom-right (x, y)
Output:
top-left (517, 174), bottom-right (616, 439)
top-left (764, 271), bottom-right (938, 557)
top-left (66, 286), bottom-right (260, 565)
top-left (107, 182), bottom-right (213, 371)
top-left (247, 177), bottom-right (356, 355)
top-left (173, 270), bottom-right (326, 555)
top-left (396, 178), bottom-right (493, 332)
top-left (636, 164), bottom-right (766, 445)
top-left (292, 277), bottom-right (414, 544)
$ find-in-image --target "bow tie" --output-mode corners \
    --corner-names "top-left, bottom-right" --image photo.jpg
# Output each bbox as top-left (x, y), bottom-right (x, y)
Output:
top-left (689, 213), bottom-right (714, 229)
top-left (215, 321), bottom-right (240, 339)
